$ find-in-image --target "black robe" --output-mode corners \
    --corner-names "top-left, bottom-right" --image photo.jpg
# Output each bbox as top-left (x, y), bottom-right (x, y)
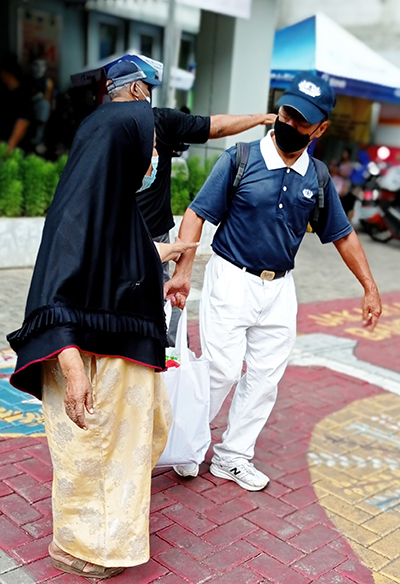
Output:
top-left (7, 100), bottom-right (167, 399)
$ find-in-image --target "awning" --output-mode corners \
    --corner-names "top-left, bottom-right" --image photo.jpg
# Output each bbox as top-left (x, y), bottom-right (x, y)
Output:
top-left (270, 14), bottom-right (400, 105)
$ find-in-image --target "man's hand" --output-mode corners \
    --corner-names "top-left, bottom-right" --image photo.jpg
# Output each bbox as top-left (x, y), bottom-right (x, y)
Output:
top-left (58, 348), bottom-right (94, 430)
top-left (333, 231), bottom-right (382, 333)
top-left (362, 287), bottom-right (382, 331)
top-left (164, 274), bottom-right (191, 309)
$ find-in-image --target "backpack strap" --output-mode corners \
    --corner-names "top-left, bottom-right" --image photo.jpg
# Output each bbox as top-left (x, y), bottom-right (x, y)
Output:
top-left (311, 157), bottom-right (329, 225)
top-left (228, 142), bottom-right (251, 205)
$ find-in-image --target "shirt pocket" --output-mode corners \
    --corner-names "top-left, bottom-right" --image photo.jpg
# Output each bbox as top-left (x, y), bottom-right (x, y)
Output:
top-left (289, 195), bottom-right (316, 235)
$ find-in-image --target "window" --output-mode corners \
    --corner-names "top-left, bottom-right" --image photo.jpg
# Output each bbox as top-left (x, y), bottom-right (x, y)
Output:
top-left (140, 34), bottom-right (154, 57)
top-left (99, 23), bottom-right (118, 60)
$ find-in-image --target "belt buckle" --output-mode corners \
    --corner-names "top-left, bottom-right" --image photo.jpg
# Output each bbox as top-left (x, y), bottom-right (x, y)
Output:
top-left (260, 270), bottom-right (275, 281)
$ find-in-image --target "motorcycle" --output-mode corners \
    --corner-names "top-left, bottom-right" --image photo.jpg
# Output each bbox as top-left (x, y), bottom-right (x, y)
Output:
top-left (355, 162), bottom-right (400, 243)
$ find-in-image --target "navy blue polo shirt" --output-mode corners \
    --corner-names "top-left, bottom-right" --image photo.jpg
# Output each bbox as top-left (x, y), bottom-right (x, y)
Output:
top-left (189, 132), bottom-right (353, 272)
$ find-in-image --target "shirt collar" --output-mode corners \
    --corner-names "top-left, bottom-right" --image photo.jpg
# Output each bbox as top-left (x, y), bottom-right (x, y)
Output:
top-left (260, 129), bottom-right (309, 177)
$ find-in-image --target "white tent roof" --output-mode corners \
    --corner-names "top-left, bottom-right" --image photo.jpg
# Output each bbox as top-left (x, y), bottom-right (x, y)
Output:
top-left (271, 13), bottom-right (400, 103)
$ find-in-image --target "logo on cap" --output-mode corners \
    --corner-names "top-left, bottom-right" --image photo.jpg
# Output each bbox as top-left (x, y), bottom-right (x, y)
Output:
top-left (298, 80), bottom-right (321, 98)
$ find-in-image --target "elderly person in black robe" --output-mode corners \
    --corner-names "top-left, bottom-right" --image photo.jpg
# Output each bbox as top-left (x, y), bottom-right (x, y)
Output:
top-left (7, 57), bottom-right (196, 580)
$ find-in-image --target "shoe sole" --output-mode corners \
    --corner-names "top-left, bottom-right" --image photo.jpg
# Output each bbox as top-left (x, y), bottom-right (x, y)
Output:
top-left (209, 463), bottom-right (269, 491)
top-left (173, 465), bottom-right (199, 478)
top-left (50, 557), bottom-right (124, 580)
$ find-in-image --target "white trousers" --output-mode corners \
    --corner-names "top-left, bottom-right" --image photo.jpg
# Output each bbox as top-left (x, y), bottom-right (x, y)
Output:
top-left (200, 253), bottom-right (297, 463)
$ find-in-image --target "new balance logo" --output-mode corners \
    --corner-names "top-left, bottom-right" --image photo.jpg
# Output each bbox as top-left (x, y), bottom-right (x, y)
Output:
top-left (230, 467), bottom-right (241, 476)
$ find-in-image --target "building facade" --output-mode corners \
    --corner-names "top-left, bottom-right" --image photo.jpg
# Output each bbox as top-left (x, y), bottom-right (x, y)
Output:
top-left (3, 0), bottom-right (279, 156)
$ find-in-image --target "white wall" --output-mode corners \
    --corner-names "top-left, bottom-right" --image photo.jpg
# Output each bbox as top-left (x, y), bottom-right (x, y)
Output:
top-left (277, 0), bottom-right (384, 29)
top-left (0, 218), bottom-right (44, 269)
top-left (0, 217), bottom-right (215, 269)
top-left (190, 0), bottom-right (278, 161)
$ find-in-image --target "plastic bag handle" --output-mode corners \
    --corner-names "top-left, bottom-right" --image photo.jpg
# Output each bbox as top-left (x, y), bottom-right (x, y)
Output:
top-left (164, 300), bottom-right (172, 330)
top-left (175, 306), bottom-right (190, 364)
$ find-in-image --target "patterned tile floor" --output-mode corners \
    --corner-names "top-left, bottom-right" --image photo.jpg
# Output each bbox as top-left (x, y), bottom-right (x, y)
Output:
top-left (0, 292), bottom-right (399, 582)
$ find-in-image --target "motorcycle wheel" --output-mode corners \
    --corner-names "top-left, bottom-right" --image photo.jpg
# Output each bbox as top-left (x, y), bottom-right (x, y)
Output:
top-left (368, 226), bottom-right (393, 243)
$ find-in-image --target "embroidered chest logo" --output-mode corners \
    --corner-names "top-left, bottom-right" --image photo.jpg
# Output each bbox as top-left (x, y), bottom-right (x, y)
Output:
top-left (303, 189), bottom-right (313, 199)
top-left (298, 80), bottom-right (321, 98)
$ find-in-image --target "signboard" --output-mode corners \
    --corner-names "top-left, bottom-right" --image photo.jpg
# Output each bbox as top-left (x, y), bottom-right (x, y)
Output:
top-left (326, 95), bottom-right (372, 144)
top-left (17, 7), bottom-right (62, 83)
top-left (178, 0), bottom-right (252, 19)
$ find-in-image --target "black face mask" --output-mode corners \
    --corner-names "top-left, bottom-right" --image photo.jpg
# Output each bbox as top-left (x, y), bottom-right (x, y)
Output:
top-left (274, 117), bottom-right (312, 153)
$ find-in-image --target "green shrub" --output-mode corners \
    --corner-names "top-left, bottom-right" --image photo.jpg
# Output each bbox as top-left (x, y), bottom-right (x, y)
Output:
top-left (187, 156), bottom-right (206, 198)
top-left (171, 154), bottom-right (218, 215)
top-left (171, 171), bottom-right (191, 215)
top-left (42, 161), bottom-right (60, 207)
top-left (23, 155), bottom-right (56, 216)
top-left (0, 142), bottom-right (217, 218)
top-left (186, 155), bottom-right (219, 199)
top-left (0, 151), bottom-right (24, 217)
top-left (0, 143), bottom-right (9, 162)
top-left (0, 142), bottom-right (67, 217)
top-left (55, 154), bottom-right (68, 176)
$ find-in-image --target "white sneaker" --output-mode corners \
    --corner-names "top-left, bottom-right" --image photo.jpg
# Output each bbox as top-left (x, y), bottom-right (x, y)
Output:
top-left (173, 462), bottom-right (199, 478)
top-left (210, 460), bottom-right (269, 491)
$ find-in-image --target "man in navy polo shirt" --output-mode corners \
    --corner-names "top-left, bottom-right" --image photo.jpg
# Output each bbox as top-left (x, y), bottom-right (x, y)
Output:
top-left (165, 73), bottom-right (382, 490)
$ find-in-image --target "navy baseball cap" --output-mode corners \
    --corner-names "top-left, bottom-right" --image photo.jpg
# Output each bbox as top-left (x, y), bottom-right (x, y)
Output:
top-left (277, 73), bottom-right (336, 124)
top-left (106, 55), bottom-right (162, 92)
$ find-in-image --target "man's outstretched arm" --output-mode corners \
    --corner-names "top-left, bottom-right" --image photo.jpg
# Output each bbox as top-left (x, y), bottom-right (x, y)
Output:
top-left (164, 208), bottom-right (205, 308)
top-left (209, 113), bottom-right (277, 139)
top-left (333, 230), bottom-right (382, 331)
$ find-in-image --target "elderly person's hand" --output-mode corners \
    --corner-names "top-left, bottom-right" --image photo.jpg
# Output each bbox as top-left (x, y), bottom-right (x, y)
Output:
top-left (154, 237), bottom-right (199, 263)
top-left (164, 273), bottom-right (191, 309)
top-left (361, 288), bottom-right (382, 331)
top-left (58, 348), bottom-right (94, 430)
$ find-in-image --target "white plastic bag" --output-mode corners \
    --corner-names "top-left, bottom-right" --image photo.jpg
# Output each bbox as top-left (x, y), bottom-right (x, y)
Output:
top-left (156, 303), bottom-right (211, 467)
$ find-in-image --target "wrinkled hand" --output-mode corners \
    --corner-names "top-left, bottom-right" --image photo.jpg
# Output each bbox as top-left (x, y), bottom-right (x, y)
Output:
top-left (164, 274), bottom-right (191, 309)
top-left (261, 113), bottom-right (278, 126)
top-left (166, 237), bottom-right (200, 263)
top-left (155, 238), bottom-right (199, 263)
top-left (64, 369), bottom-right (94, 430)
top-left (362, 288), bottom-right (382, 331)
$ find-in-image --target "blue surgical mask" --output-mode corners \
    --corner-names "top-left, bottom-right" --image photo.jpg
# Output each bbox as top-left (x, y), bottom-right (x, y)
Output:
top-left (137, 156), bottom-right (159, 192)
top-left (151, 155), bottom-right (158, 173)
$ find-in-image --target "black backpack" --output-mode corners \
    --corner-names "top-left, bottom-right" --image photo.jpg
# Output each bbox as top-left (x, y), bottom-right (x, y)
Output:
top-left (231, 142), bottom-right (329, 232)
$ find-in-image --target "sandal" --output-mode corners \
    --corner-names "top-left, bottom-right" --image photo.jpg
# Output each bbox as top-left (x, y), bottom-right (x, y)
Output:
top-left (49, 545), bottom-right (124, 580)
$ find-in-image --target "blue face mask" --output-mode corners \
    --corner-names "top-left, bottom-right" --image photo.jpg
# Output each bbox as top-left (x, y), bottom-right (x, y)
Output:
top-left (137, 156), bottom-right (158, 192)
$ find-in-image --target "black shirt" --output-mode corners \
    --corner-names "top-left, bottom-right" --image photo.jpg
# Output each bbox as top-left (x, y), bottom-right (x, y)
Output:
top-left (136, 107), bottom-right (210, 238)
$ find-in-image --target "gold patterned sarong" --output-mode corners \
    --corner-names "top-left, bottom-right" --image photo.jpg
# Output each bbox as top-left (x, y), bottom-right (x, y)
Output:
top-left (42, 353), bottom-right (172, 568)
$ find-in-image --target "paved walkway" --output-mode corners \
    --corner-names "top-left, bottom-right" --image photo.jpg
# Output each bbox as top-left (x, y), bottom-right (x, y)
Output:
top-left (0, 232), bottom-right (399, 583)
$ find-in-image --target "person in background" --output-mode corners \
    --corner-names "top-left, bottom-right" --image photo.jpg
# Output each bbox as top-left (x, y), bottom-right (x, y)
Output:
top-left (29, 58), bottom-right (54, 152)
top-left (330, 147), bottom-right (356, 220)
top-left (0, 52), bottom-right (33, 152)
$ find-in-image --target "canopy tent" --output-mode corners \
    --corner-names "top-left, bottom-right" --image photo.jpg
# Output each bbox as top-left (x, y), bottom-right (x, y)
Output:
top-left (270, 13), bottom-right (400, 105)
